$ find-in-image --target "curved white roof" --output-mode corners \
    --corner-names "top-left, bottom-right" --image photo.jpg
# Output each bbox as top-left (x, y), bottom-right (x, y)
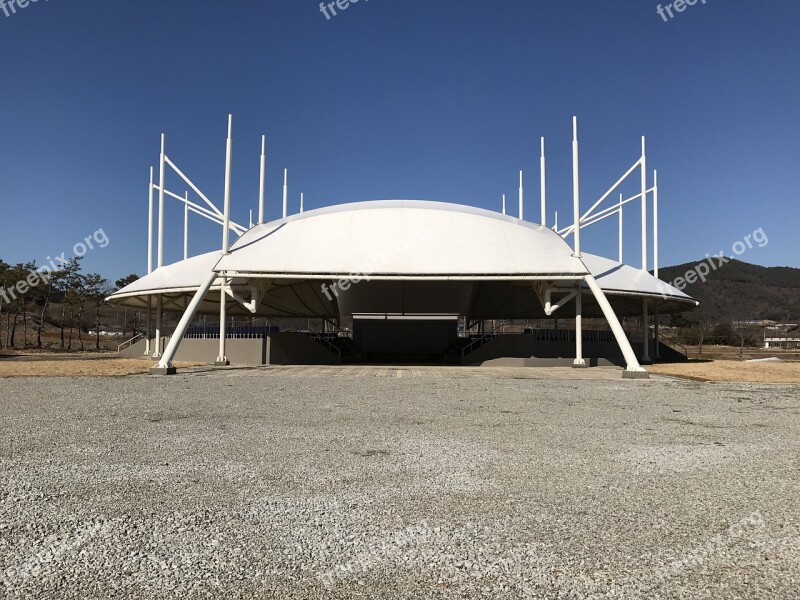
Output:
top-left (117, 252), bottom-right (224, 297)
top-left (107, 200), bottom-right (696, 316)
top-left (216, 200), bottom-right (589, 278)
top-left (581, 253), bottom-right (694, 301)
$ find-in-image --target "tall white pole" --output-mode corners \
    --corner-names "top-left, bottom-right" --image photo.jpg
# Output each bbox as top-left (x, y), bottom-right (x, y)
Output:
top-left (641, 136), bottom-right (649, 363)
top-left (217, 115), bottom-right (233, 367)
top-left (158, 134), bottom-right (166, 269)
top-left (154, 134), bottom-right (166, 358)
top-left (249, 210), bottom-right (253, 228)
top-left (641, 136), bottom-right (647, 271)
top-left (300, 192), bottom-right (304, 213)
top-left (282, 168), bottom-right (288, 219)
top-left (653, 170), bottom-right (659, 279)
top-left (642, 299), bottom-right (651, 363)
top-left (540, 137), bottom-right (547, 226)
top-left (502, 194), bottom-right (506, 216)
top-left (258, 135), bottom-right (266, 224)
top-left (222, 114), bottom-right (233, 255)
top-left (618, 192), bottom-right (624, 263)
top-left (147, 167), bottom-right (154, 274)
top-left (183, 192), bottom-right (189, 261)
top-left (216, 276), bottom-right (229, 366)
top-left (154, 296), bottom-right (163, 358)
top-left (571, 117), bottom-right (585, 368)
top-left (554, 211), bottom-right (558, 231)
top-left (653, 170), bottom-right (660, 360)
top-left (573, 282), bottom-right (586, 368)
top-left (572, 117), bottom-right (582, 258)
top-left (146, 167), bottom-right (154, 356)
top-left (518, 171), bottom-right (524, 220)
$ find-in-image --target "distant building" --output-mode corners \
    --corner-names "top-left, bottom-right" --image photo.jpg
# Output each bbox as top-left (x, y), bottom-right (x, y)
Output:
top-left (88, 328), bottom-right (125, 338)
top-left (734, 320), bottom-right (777, 327)
top-left (764, 336), bottom-right (800, 349)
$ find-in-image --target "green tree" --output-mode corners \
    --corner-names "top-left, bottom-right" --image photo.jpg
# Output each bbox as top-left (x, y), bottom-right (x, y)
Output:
top-left (5, 262), bottom-right (36, 349)
top-left (54, 257), bottom-right (82, 350)
top-left (115, 274), bottom-right (138, 290)
top-left (33, 265), bottom-right (58, 350)
top-left (83, 273), bottom-right (110, 351)
top-left (0, 259), bottom-right (9, 350)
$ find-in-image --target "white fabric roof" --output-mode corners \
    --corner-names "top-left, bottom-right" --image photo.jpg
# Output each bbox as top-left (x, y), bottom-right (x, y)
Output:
top-left (107, 200), bottom-right (696, 314)
top-left (112, 252), bottom-right (224, 297)
top-left (215, 200), bottom-right (590, 278)
top-left (583, 253), bottom-right (694, 302)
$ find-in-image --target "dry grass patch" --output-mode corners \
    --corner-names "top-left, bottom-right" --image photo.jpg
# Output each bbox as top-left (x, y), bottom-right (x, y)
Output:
top-left (0, 359), bottom-right (204, 377)
top-left (648, 360), bottom-right (800, 384)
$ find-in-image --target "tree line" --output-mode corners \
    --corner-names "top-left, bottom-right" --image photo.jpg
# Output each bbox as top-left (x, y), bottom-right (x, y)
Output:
top-left (0, 257), bottom-right (139, 351)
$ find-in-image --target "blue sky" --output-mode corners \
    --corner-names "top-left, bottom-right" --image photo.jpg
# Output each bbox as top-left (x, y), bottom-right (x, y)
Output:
top-left (0, 0), bottom-right (798, 282)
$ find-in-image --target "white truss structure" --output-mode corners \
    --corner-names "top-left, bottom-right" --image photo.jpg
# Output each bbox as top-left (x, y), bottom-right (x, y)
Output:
top-left (142, 115), bottom-right (665, 378)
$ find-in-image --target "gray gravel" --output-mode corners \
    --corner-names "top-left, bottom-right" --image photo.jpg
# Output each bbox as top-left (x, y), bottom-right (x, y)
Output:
top-left (1, 370), bottom-right (798, 598)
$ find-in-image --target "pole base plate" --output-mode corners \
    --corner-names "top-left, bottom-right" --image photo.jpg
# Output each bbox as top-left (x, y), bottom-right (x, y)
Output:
top-left (214, 360), bottom-right (230, 367)
top-left (622, 370), bottom-right (650, 380)
top-left (150, 367), bottom-right (177, 376)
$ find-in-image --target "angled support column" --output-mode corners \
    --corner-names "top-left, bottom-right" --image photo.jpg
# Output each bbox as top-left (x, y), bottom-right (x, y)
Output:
top-left (151, 271), bottom-right (218, 375)
top-left (583, 275), bottom-right (649, 379)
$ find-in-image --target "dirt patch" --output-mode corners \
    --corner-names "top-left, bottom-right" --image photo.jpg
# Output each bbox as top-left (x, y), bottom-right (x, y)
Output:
top-left (649, 360), bottom-right (800, 384)
top-left (0, 359), bottom-right (204, 377)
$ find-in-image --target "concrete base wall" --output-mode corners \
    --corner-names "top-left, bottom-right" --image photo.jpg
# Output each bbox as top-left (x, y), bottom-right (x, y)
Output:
top-left (478, 357), bottom-right (620, 368)
top-left (119, 339), bottom-right (159, 359)
top-left (266, 333), bottom-right (341, 365)
top-left (464, 336), bottom-right (626, 367)
top-left (119, 333), bottom-right (340, 366)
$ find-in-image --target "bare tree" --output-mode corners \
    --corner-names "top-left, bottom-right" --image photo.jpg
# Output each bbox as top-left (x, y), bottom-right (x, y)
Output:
top-left (114, 275), bottom-right (139, 339)
top-left (732, 321), bottom-right (760, 359)
top-left (696, 321), bottom-right (714, 359)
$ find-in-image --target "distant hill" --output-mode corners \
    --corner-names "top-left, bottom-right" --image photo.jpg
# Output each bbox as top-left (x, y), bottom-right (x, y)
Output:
top-left (658, 259), bottom-right (800, 323)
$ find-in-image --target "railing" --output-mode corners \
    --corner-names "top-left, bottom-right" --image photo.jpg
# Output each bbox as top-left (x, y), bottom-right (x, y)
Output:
top-left (184, 325), bottom-right (280, 339)
top-left (536, 329), bottom-right (616, 343)
top-left (461, 334), bottom-right (495, 358)
top-left (117, 333), bottom-right (143, 353)
top-left (658, 333), bottom-right (688, 359)
top-left (299, 330), bottom-right (342, 357)
top-left (460, 328), bottom-right (619, 358)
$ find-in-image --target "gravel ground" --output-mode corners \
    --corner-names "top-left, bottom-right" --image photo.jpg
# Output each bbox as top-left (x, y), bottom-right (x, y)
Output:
top-left (1, 370), bottom-right (798, 598)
